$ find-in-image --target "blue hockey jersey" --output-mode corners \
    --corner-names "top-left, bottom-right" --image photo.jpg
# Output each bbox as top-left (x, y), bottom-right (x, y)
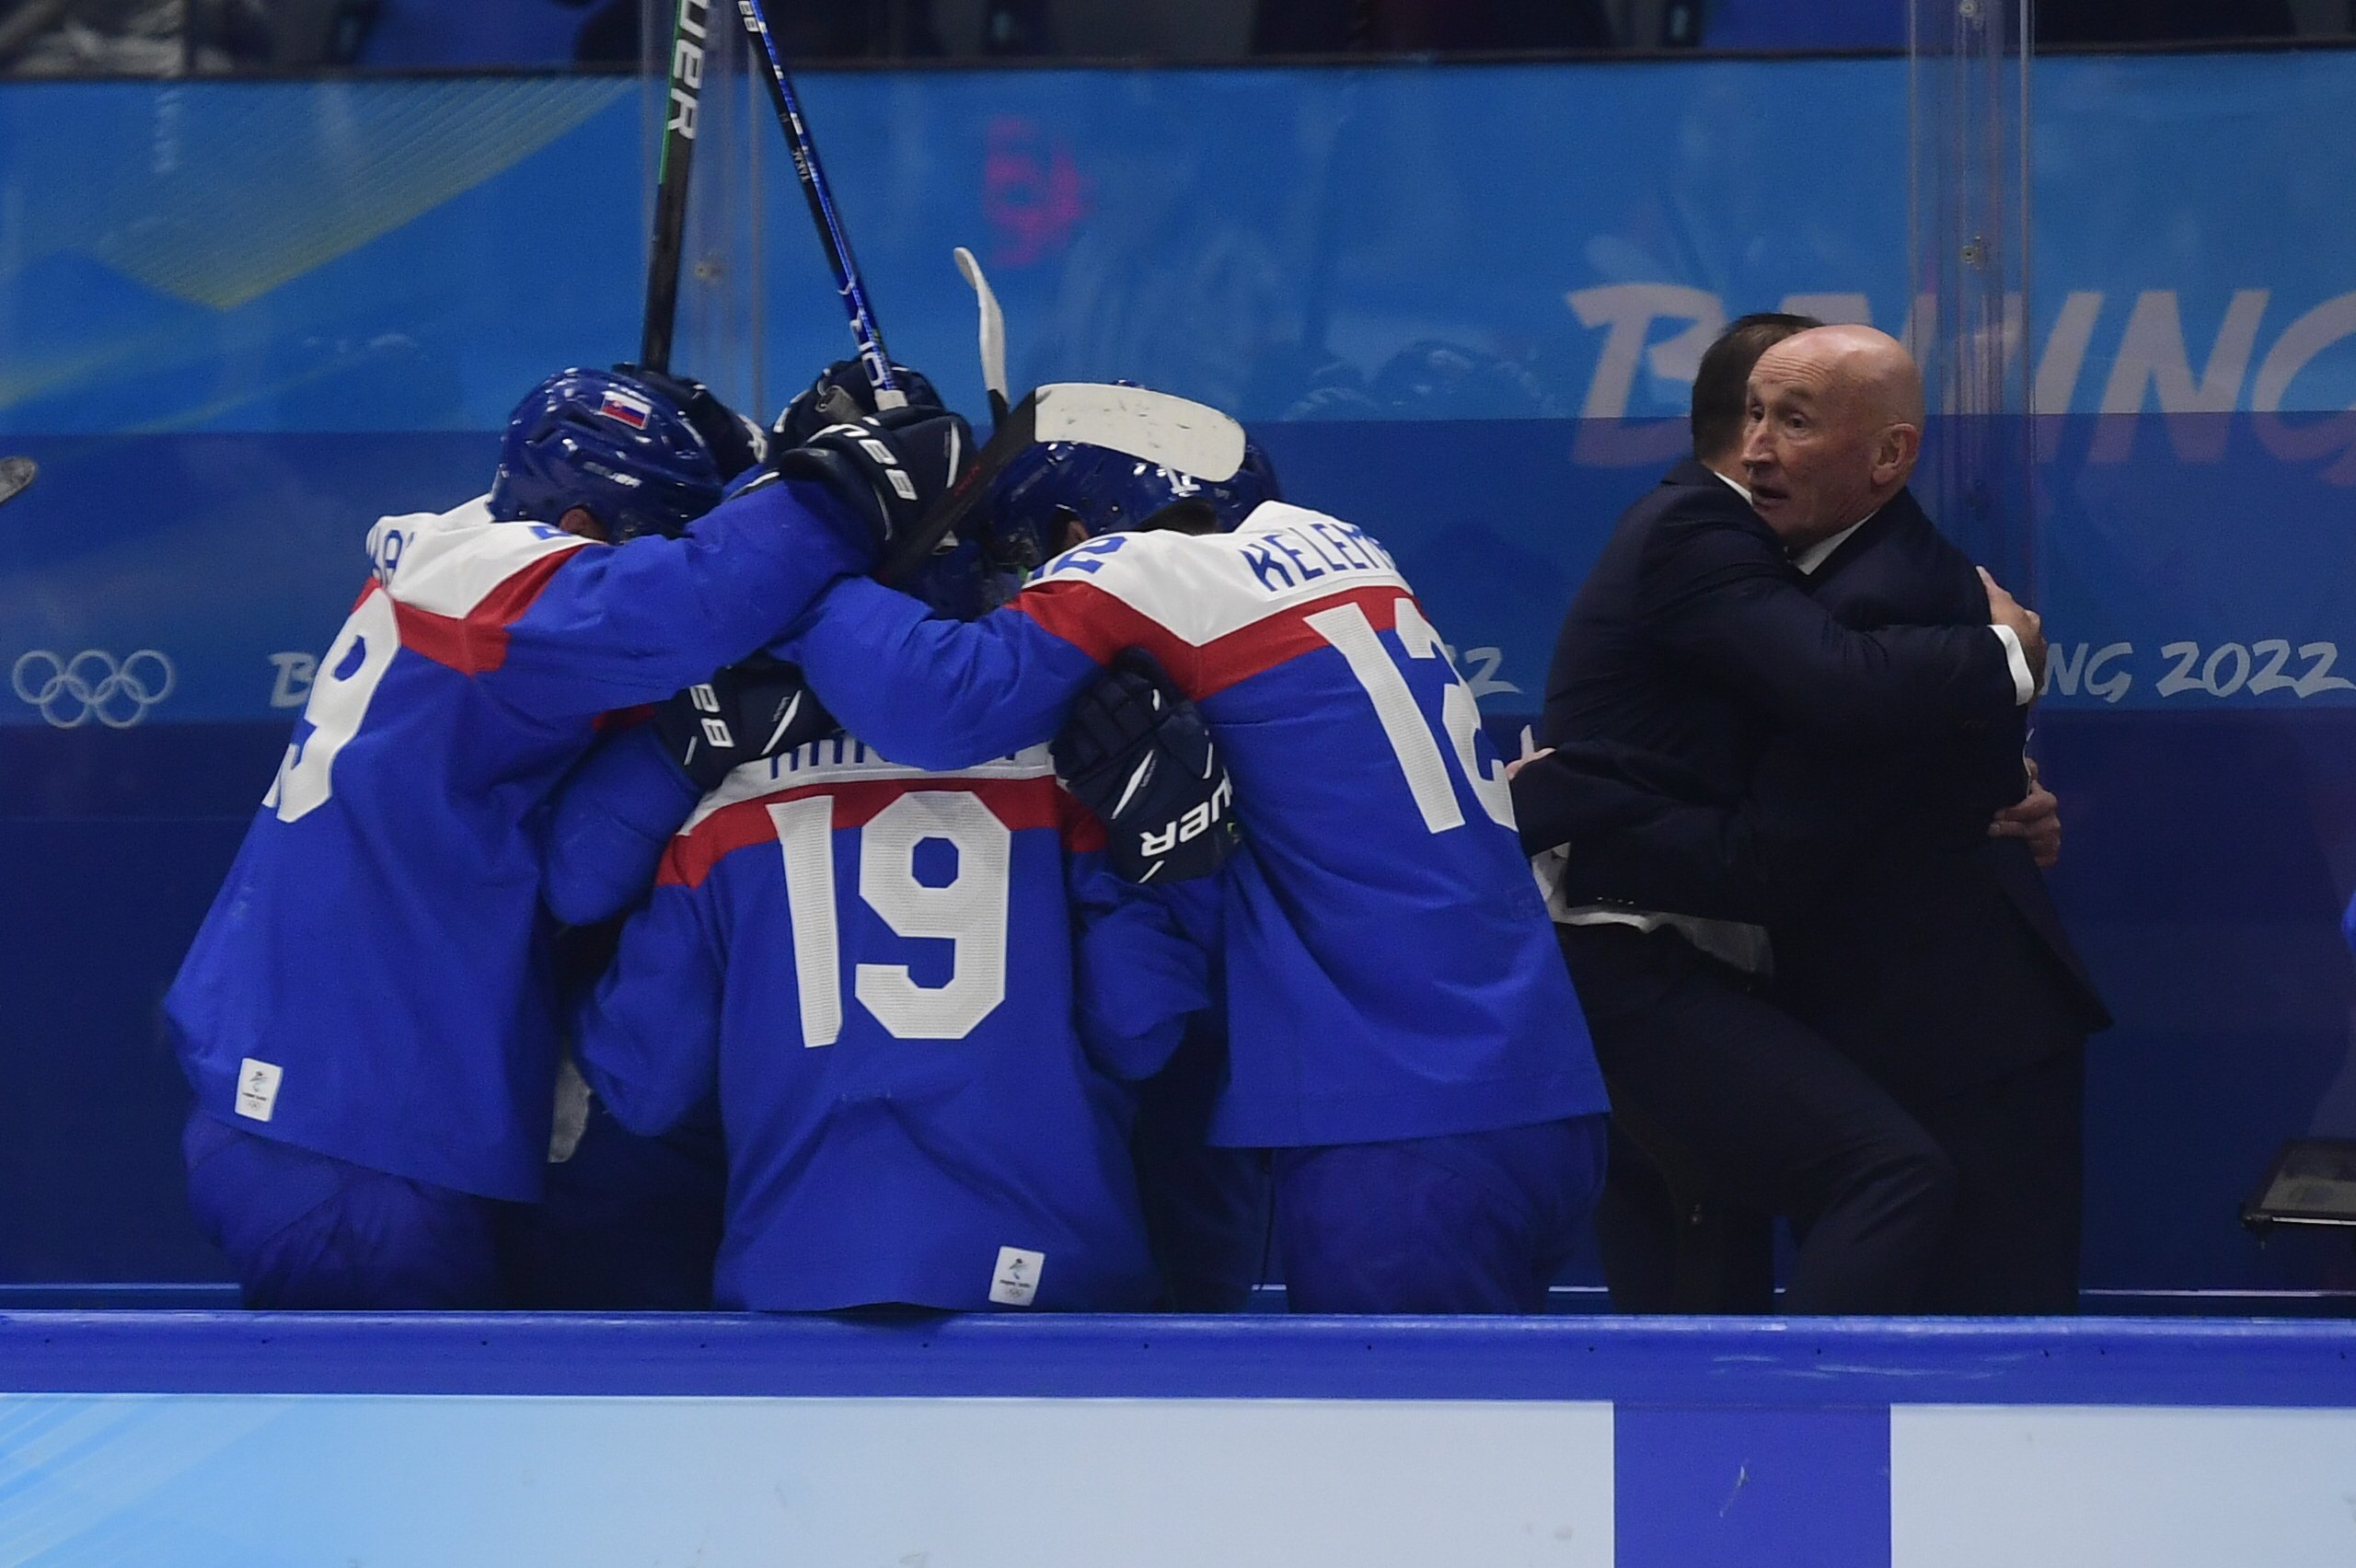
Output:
top-left (786, 502), bottom-right (1611, 1149)
top-left (572, 735), bottom-right (1202, 1311)
top-left (165, 481), bottom-right (860, 1202)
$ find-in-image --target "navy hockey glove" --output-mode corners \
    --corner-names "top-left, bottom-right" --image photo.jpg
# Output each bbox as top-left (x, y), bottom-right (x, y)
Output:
top-left (770, 405), bottom-right (976, 571)
top-left (652, 654), bottom-right (838, 792)
top-left (1054, 650), bottom-right (1239, 884)
top-left (772, 356), bottom-right (945, 447)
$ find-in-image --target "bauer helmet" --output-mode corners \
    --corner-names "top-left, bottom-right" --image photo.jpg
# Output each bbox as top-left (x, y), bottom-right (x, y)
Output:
top-left (976, 435), bottom-right (1282, 582)
top-left (490, 365), bottom-right (764, 543)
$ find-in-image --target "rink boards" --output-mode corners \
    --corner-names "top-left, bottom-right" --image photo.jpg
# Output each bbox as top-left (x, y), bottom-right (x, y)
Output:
top-left (1, 1313), bottom-right (2352, 1567)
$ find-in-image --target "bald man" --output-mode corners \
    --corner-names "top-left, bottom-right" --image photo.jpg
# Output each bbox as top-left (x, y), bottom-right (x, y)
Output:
top-left (1742, 328), bottom-right (2108, 1310)
top-left (1537, 325), bottom-right (2106, 1313)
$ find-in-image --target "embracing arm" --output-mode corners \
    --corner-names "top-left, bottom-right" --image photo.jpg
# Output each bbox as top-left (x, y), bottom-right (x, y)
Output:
top-left (1540, 712), bottom-right (2031, 928)
top-left (541, 723), bottom-right (703, 928)
top-left (571, 883), bottom-right (725, 1138)
top-left (484, 478), bottom-right (869, 720)
top-left (1068, 863), bottom-right (1222, 1085)
top-left (785, 575), bottom-right (1109, 770)
top-left (1637, 513), bottom-right (2031, 738)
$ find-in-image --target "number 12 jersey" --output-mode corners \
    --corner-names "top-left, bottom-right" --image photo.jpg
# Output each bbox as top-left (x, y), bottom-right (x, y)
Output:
top-left (785, 502), bottom-right (1612, 1151)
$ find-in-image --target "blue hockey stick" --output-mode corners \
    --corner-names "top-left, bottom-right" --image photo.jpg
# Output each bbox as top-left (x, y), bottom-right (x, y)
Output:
top-left (734, 0), bottom-right (906, 408)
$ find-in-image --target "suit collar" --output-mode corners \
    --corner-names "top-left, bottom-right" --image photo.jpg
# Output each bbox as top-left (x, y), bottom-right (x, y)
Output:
top-left (1804, 486), bottom-right (1927, 585)
top-left (1793, 512), bottom-right (1873, 575)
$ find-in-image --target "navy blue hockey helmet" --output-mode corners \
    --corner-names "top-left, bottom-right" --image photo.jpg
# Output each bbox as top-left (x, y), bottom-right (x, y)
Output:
top-left (977, 435), bottom-right (1282, 581)
top-left (490, 365), bottom-right (763, 542)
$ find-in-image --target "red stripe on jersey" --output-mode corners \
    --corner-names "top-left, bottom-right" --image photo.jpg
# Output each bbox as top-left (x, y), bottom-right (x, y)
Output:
top-left (1014, 577), bottom-right (1416, 700)
top-left (659, 773), bottom-right (1107, 889)
top-left (389, 549), bottom-right (577, 676)
top-left (1017, 579), bottom-right (1200, 686)
top-left (1193, 583), bottom-right (1411, 698)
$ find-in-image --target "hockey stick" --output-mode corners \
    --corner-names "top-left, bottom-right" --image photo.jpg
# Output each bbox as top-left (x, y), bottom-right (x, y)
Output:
top-left (953, 246), bottom-right (1012, 426)
top-left (878, 383), bottom-right (1245, 587)
top-left (0, 457), bottom-right (34, 509)
top-left (735, 0), bottom-right (905, 409)
top-left (639, 0), bottom-right (711, 373)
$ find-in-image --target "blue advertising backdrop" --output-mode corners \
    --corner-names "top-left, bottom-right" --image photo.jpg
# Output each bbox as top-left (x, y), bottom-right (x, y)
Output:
top-left (4, 52), bottom-right (2354, 1297)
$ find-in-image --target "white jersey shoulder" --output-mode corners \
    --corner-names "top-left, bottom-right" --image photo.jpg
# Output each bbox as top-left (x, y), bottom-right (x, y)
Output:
top-left (681, 735), bottom-right (1058, 835)
top-left (1030, 502), bottom-right (1413, 647)
top-left (366, 495), bottom-right (594, 617)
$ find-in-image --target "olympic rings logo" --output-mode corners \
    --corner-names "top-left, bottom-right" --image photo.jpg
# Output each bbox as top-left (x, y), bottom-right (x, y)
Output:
top-left (11, 649), bottom-right (177, 730)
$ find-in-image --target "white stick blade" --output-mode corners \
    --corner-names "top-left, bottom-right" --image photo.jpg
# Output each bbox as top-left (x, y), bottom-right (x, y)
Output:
top-left (953, 246), bottom-right (1009, 406)
top-left (0, 456), bottom-right (34, 508)
top-left (1031, 384), bottom-right (1244, 481)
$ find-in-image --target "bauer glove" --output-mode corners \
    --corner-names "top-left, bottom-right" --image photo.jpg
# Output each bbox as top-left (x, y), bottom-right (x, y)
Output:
top-left (1054, 650), bottom-right (1239, 884)
top-left (770, 405), bottom-right (976, 570)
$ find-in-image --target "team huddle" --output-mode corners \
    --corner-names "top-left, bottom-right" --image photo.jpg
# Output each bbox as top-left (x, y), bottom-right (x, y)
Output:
top-left (167, 356), bottom-right (1612, 1315)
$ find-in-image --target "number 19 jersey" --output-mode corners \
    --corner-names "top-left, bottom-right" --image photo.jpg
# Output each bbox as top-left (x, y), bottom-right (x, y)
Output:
top-left (572, 737), bottom-right (1190, 1312)
top-left (786, 502), bottom-right (1611, 1151)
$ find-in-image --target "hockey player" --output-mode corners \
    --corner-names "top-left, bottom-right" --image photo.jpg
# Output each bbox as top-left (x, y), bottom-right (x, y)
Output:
top-left (167, 364), bottom-right (967, 1309)
top-left (557, 515), bottom-right (1226, 1310)
top-left (501, 358), bottom-right (949, 1312)
top-left (563, 724), bottom-right (1218, 1311)
top-left (546, 659), bottom-right (1261, 1314)
top-left (771, 421), bottom-right (1615, 1314)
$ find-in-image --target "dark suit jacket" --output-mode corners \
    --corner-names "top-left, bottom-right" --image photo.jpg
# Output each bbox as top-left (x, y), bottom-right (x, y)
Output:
top-left (1766, 492), bottom-right (2109, 1099)
top-left (1514, 460), bottom-right (2022, 910)
top-left (1531, 485), bottom-right (2111, 1100)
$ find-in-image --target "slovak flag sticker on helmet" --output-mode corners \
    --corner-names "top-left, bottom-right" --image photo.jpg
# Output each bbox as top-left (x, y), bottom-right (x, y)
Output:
top-left (598, 390), bottom-right (653, 431)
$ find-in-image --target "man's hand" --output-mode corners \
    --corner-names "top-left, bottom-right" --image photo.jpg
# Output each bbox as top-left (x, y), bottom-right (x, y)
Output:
top-left (770, 406), bottom-right (976, 569)
top-left (651, 654), bottom-right (838, 792)
top-left (1979, 566), bottom-right (2048, 690)
top-left (1054, 650), bottom-right (1238, 884)
top-left (1989, 771), bottom-right (2062, 869)
top-left (1506, 744), bottom-right (1555, 782)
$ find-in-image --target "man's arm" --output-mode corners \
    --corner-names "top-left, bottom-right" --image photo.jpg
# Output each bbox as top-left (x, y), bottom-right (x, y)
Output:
top-left (543, 657), bottom-right (844, 927)
top-left (1636, 510), bottom-right (2037, 736)
top-left (1068, 862), bottom-right (1221, 1085)
top-left (785, 574), bottom-right (1111, 772)
top-left (541, 723), bottom-right (703, 928)
top-left (1513, 743), bottom-right (1786, 921)
top-left (1510, 739), bottom-right (1727, 865)
top-left (1535, 715), bottom-right (2030, 928)
top-left (481, 478), bottom-right (870, 720)
top-left (570, 881), bottom-right (725, 1139)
